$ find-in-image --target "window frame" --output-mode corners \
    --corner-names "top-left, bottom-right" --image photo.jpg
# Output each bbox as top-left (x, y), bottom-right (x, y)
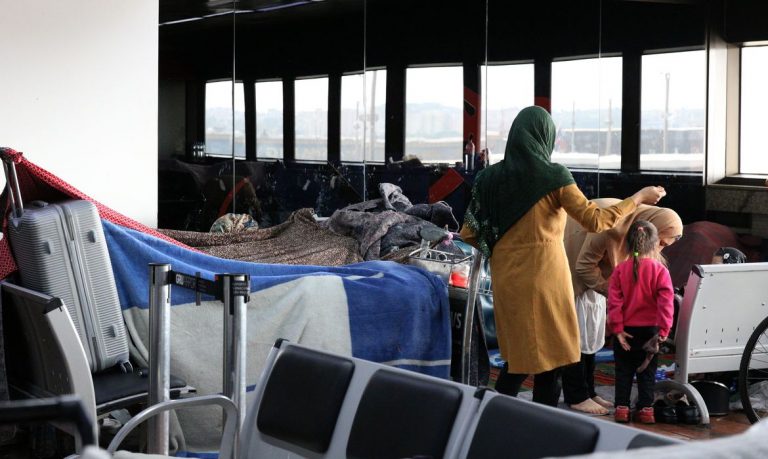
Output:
top-left (204, 79), bottom-right (246, 159)
top-left (404, 63), bottom-right (464, 164)
top-left (638, 49), bottom-right (707, 174)
top-left (293, 74), bottom-right (330, 163)
top-left (549, 54), bottom-right (624, 171)
top-left (480, 60), bottom-right (535, 166)
top-left (254, 78), bottom-right (285, 161)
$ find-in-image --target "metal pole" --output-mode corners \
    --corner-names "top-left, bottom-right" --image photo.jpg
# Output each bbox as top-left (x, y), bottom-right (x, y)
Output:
top-left (461, 250), bottom-right (484, 384)
top-left (221, 273), bottom-right (247, 456)
top-left (570, 101), bottom-right (576, 153)
top-left (663, 72), bottom-right (670, 154)
top-left (233, 275), bottom-right (248, 429)
top-left (222, 275), bottom-right (234, 398)
top-left (4, 161), bottom-right (23, 218)
top-left (148, 263), bottom-right (171, 455)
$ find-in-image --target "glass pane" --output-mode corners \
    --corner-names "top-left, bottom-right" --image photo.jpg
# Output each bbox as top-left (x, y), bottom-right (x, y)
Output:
top-left (255, 80), bottom-right (283, 159)
top-left (340, 70), bottom-right (386, 163)
top-left (366, 69), bottom-right (387, 163)
top-left (640, 51), bottom-right (706, 172)
top-left (480, 63), bottom-right (534, 165)
top-left (551, 57), bottom-right (622, 169)
top-left (741, 46), bottom-right (768, 174)
top-left (341, 73), bottom-right (365, 162)
top-left (205, 81), bottom-right (245, 157)
top-left (406, 66), bottom-right (463, 163)
top-left (295, 76), bottom-right (328, 161)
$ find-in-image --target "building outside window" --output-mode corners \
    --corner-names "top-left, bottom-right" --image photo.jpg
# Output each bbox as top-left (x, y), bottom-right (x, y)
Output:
top-left (341, 70), bottom-right (387, 163)
top-left (255, 80), bottom-right (283, 159)
top-left (295, 76), bottom-right (329, 161)
top-left (551, 57), bottom-right (622, 170)
top-left (640, 50), bottom-right (706, 172)
top-left (406, 66), bottom-right (463, 164)
top-left (205, 80), bottom-right (245, 157)
top-left (481, 63), bottom-right (534, 165)
top-left (341, 73), bottom-right (365, 162)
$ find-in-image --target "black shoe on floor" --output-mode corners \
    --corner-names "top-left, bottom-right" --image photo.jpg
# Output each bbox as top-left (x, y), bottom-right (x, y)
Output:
top-left (676, 402), bottom-right (701, 425)
top-left (653, 400), bottom-right (678, 424)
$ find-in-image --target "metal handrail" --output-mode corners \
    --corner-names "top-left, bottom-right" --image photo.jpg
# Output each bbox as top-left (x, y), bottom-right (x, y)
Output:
top-left (106, 395), bottom-right (238, 459)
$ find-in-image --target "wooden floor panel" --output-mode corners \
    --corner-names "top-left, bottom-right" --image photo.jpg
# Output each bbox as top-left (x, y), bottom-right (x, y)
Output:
top-left (626, 411), bottom-right (752, 440)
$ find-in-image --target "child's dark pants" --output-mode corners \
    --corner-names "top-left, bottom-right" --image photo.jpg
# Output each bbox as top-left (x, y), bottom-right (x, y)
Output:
top-left (613, 326), bottom-right (659, 409)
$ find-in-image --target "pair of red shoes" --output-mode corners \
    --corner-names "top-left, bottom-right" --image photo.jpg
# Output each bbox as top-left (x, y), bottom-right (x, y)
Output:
top-left (615, 405), bottom-right (655, 424)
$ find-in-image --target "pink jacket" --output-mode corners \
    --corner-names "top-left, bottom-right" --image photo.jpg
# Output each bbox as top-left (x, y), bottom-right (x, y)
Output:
top-left (607, 257), bottom-right (675, 338)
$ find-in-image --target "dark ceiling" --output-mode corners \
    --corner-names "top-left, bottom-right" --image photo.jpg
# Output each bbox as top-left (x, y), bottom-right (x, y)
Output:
top-left (159, 0), bottom-right (356, 25)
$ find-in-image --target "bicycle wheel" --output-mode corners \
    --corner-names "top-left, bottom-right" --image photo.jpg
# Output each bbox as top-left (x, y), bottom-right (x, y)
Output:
top-left (739, 314), bottom-right (768, 423)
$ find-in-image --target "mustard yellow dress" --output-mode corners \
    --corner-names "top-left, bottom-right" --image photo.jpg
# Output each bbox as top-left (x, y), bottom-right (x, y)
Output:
top-left (461, 184), bottom-right (636, 374)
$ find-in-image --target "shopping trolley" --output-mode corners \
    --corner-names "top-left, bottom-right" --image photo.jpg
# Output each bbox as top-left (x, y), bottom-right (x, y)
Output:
top-left (408, 228), bottom-right (484, 385)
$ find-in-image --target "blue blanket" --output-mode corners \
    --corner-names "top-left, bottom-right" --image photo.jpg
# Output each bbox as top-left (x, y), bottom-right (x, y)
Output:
top-left (103, 220), bottom-right (451, 377)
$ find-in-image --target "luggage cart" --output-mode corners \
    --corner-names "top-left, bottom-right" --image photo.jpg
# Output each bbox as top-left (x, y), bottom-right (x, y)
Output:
top-left (135, 264), bottom-right (249, 457)
top-left (408, 244), bottom-right (483, 385)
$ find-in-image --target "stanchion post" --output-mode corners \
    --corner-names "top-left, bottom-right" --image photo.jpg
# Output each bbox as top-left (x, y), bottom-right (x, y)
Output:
top-left (148, 263), bottom-right (171, 455)
top-left (221, 273), bottom-right (248, 455)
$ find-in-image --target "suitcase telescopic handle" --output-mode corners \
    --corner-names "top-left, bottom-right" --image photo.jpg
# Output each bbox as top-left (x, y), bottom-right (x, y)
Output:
top-left (2, 160), bottom-right (24, 218)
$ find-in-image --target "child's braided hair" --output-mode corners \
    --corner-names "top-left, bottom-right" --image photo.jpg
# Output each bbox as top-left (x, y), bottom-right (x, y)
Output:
top-left (626, 219), bottom-right (660, 282)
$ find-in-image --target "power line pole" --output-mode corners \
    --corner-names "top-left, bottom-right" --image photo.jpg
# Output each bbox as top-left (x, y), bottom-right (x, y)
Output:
top-left (663, 72), bottom-right (670, 154)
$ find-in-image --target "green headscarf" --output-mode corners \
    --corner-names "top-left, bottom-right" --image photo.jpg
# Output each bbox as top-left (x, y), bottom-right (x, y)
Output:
top-left (464, 106), bottom-right (575, 257)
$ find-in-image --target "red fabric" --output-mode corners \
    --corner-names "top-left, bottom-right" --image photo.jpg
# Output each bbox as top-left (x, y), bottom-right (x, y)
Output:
top-left (0, 148), bottom-right (193, 280)
top-left (428, 168), bottom-right (466, 204)
top-left (218, 177), bottom-right (250, 218)
top-left (607, 258), bottom-right (675, 338)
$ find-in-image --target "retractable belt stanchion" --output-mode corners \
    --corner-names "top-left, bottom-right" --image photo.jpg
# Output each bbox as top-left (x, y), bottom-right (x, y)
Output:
top-left (221, 273), bottom-right (249, 454)
top-left (148, 263), bottom-right (171, 455)
top-left (145, 265), bottom-right (250, 458)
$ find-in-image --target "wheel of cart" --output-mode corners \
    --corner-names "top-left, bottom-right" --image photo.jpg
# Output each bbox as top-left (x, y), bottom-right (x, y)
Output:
top-left (408, 227), bottom-right (484, 385)
top-left (739, 314), bottom-right (768, 424)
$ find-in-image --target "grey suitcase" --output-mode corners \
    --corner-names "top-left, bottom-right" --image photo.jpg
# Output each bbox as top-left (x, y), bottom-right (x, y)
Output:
top-left (3, 162), bottom-right (130, 373)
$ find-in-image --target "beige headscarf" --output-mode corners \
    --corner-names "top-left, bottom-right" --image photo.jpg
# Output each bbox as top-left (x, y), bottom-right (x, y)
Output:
top-left (564, 198), bottom-right (683, 298)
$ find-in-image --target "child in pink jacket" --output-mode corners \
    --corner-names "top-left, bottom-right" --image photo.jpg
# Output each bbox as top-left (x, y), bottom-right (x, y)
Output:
top-left (608, 220), bottom-right (674, 424)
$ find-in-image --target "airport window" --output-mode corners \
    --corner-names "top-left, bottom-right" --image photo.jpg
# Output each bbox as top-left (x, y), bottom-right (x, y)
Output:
top-left (551, 57), bottom-right (623, 170)
top-left (295, 76), bottom-right (329, 161)
top-left (740, 46), bottom-right (768, 174)
top-left (341, 70), bottom-right (386, 163)
top-left (481, 63), bottom-right (534, 165)
top-left (640, 50), bottom-right (706, 172)
top-left (255, 80), bottom-right (284, 160)
top-left (406, 66), bottom-right (463, 164)
top-left (205, 81), bottom-right (245, 158)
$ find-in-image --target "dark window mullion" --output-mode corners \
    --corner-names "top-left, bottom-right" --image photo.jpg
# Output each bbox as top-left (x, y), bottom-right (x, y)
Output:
top-left (622, 52), bottom-right (642, 172)
top-left (283, 77), bottom-right (295, 162)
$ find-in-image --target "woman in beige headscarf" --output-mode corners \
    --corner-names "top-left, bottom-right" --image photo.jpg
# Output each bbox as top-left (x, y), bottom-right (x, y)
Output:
top-left (561, 199), bottom-right (683, 414)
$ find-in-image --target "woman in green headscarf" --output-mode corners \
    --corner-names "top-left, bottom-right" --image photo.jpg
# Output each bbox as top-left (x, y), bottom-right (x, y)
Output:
top-left (460, 106), bottom-right (666, 406)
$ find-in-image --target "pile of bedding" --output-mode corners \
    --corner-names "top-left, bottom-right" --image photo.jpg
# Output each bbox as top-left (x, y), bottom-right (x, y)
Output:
top-left (323, 183), bottom-right (460, 261)
top-left (160, 208), bottom-right (363, 266)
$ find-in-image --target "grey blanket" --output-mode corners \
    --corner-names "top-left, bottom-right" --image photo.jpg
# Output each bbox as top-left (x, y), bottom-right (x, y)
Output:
top-left (324, 183), bottom-right (459, 260)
